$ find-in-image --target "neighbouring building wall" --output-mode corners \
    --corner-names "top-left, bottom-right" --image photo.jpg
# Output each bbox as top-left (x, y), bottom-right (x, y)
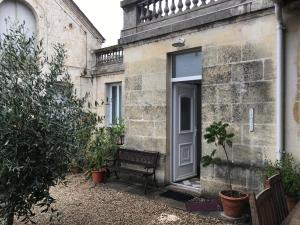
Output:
top-left (285, 8), bottom-right (300, 162)
top-left (123, 12), bottom-right (277, 190)
top-left (0, 0), bottom-right (103, 100)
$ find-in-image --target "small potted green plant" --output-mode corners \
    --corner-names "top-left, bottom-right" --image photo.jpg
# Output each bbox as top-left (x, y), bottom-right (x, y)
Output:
top-left (264, 153), bottom-right (300, 211)
top-left (201, 121), bottom-right (248, 218)
top-left (70, 113), bottom-right (101, 174)
top-left (110, 118), bottom-right (125, 145)
top-left (85, 127), bottom-right (113, 184)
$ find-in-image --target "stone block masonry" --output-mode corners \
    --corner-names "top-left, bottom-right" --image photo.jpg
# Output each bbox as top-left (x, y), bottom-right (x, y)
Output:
top-left (201, 41), bottom-right (276, 194)
top-left (121, 10), bottom-right (277, 189)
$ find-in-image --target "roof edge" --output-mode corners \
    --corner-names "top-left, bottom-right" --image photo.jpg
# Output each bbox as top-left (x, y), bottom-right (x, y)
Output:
top-left (62, 0), bottom-right (105, 42)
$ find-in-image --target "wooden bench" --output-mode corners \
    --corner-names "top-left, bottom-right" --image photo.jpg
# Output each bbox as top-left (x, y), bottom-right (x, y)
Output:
top-left (249, 188), bottom-right (278, 225)
top-left (110, 148), bottom-right (159, 194)
top-left (267, 174), bottom-right (289, 224)
top-left (250, 174), bottom-right (289, 225)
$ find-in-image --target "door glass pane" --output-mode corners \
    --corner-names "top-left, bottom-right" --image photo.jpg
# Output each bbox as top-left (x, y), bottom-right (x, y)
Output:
top-left (172, 51), bottom-right (202, 78)
top-left (112, 86), bottom-right (117, 123)
top-left (180, 97), bottom-right (191, 131)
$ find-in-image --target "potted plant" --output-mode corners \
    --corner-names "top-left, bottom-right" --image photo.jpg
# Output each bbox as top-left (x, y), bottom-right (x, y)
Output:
top-left (201, 121), bottom-right (249, 218)
top-left (71, 113), bottom-right (102, 174)
top-left (85, 127), bottom-right (114, 184)
top-left (110, 118), bottom-right (125, 146)
top-left (264, 153), bottom-right (300, 211)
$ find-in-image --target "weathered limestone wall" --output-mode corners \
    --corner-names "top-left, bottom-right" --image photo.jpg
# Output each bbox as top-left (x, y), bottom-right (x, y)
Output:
top-left (199, 17), bottom-right (277, 193)
top-left (0, 0), bottom-right (103, 100)
top-left (123, 43), bottom-right (168, 184)
top-left (123, 13), bottom-right (277, 189)
top-left (200, 23), bottom-right (276, 194)
top-left (285, 8), bottom-right (300, 162)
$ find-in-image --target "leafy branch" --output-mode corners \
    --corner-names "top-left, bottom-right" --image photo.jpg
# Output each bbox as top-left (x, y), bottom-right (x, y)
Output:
top-left (0, 23), bottom-right (97, 224)
top-left (201, 121), bottom-right (234, 190)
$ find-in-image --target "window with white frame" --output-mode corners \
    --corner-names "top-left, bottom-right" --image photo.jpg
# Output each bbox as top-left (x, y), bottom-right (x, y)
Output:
top-left (107, 83), bottom-right (122, 125)
top-left (0, 0), bottom-right (36, 37)
top-left (172, 50), bottom-right (202, 82)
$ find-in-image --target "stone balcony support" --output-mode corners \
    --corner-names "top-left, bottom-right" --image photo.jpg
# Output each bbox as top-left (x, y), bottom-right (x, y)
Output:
top-left (119, 0), bottom-right (274, 44)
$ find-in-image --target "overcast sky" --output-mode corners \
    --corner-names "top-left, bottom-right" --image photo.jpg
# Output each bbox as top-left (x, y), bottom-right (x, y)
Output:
top-left (73, 0), bottom-right (123, 47)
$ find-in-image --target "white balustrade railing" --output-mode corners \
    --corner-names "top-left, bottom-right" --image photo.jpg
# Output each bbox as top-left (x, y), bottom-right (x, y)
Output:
top-left (138, 0), bottom-right (218, 24)
top-left (95, 46), bottom-right (123, 66)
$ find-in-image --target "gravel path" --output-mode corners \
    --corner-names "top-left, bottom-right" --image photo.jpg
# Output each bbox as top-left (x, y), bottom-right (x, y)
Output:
top-left (13, 175), bottom-right (244, 225)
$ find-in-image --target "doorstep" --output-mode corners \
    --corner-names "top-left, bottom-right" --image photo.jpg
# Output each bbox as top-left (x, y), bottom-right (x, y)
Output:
top-left (166, 183), bottom-right (202, 197)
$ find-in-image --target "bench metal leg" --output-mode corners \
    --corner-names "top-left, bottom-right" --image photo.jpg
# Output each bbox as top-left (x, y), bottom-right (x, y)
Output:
top-left (144, 176), bottom-right (149, 195)
top-left (114, 171), bottom-right (119, 179)
top-left (153, 173), bottom-right (158, 188)
top-left (103, 168), bottom-right (111, 183)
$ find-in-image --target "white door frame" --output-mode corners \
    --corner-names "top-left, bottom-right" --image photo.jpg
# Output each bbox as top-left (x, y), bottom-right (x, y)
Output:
top-left (170, 78), bottom-right (202, 183)
top-left (168, 49), bottom-right (203, 186)
top-left (172, 83), bottom-right (198, 182)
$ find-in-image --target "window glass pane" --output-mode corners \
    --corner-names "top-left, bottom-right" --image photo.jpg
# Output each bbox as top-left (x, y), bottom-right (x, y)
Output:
top-left (0, 2), bottom-right (12, 36)
top-left (112, 86), bottom-right (117, 123)
top-left (172, 51), bottom-right (202, 78)
top-left (119, 85), bottom-right (122, 118)
top-left (180, 97), bottom-right (191, 131)
top-left (17, 2), bottom-right (36, 35)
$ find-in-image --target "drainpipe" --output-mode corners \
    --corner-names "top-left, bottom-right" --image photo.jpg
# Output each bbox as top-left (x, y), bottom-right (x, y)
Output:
top-left (274, 1), bottom-right (285, 161)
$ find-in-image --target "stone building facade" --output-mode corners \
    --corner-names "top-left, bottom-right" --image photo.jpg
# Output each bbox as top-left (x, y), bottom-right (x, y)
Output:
top-left (91, 0), bottom-right (299, 194)
top-left (0, 0), bottom-right (104, 100)
top-left (2, 0), bottom-right (300, 195)
top-left (110, 0), bottom-right (277, 193)
top-left (91, 46), bottom-right (125, 121)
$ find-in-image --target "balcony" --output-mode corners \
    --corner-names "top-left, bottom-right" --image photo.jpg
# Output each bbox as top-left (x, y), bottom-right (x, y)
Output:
top-left (119, 0), bottom-right (274, 44)
top-left (92, 45), bottom-right (124, 76)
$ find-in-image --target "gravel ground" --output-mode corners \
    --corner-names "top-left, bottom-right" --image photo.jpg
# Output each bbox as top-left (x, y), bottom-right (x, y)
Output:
top-left (13, 175), bottom-right (245, 225)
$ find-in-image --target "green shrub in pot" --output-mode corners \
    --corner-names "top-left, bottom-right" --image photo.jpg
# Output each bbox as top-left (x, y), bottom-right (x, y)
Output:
top-left (109, 118), bottom-right (125, 146)
top-left (201, 121), bottom-right (249, 218)
top-left (85, 127), bottom-right (114, 173)
top-left (265, 153), bottom-right (300, 198)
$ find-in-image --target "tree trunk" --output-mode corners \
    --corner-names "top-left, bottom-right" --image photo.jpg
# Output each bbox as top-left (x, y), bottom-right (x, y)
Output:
top-left (222, 145), bottom-right (232, 190)
top-left (5, 213), bottom-right (14, 225)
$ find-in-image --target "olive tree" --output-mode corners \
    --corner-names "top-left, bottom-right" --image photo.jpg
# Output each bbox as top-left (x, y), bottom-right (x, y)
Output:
top-left (0, 24), bottom-right (97, 224)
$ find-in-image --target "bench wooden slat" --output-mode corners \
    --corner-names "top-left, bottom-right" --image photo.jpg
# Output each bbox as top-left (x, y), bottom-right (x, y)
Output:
top-left (117, 148), bottom-right (158, 167)
top-left (249, 188), bottom-right (278, 225)
top-left (109, 148), bottom-right (159, 194)
top-left (267, 174), bottom-right (289, 224)
top-left (113, 167), bottom-right (154, 176)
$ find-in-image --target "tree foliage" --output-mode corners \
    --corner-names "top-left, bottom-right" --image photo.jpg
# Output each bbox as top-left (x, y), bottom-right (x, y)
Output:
top-left (0, 24), bottom-right (97, 224)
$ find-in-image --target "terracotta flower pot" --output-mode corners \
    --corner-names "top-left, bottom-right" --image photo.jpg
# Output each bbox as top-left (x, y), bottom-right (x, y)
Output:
top-left (92, 170), bottom-right (105, 184)
top-left (219, 190), bottom-right (249, 218)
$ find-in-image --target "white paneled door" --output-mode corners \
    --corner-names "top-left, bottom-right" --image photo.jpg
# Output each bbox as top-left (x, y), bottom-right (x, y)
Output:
top-left (0, 0), bottom-right (36, 37)
top-left (173, 83), bottom-right (197, 182)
